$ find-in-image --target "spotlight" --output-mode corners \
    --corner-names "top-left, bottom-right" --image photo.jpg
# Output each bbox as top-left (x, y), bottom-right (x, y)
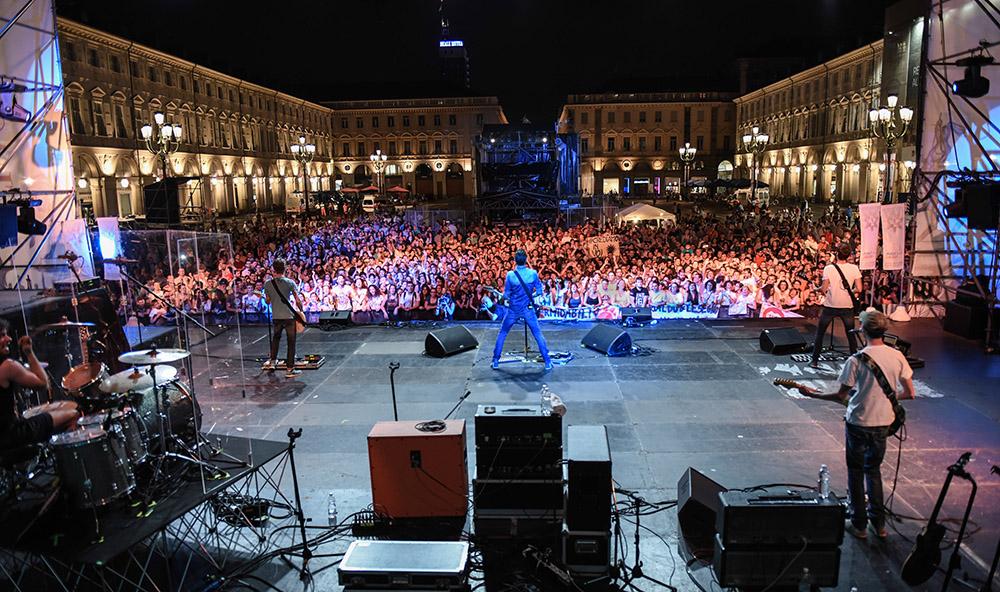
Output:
top-left (951, 55), bottom-right (993, 98)
top-left (17, 200), bottom-right (46, 236)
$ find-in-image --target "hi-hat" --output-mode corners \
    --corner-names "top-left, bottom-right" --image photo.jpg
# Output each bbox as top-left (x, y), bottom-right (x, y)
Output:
top-left (102, 365), bottom-right (178, 393)
top-left (118, 348), bottom-right (190, 366)
top-left (33, 318), bottom-right (96, 333)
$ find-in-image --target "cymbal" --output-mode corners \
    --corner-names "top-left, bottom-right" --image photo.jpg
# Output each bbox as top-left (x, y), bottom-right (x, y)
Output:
top-left (33, 319), bottom-right (96, 333)
top-left (118, 348), bottom-right (190, 365)
top-left (104, 257), bottom-right (138, 265)
top-left (101, 365), bottom-right (178, 393)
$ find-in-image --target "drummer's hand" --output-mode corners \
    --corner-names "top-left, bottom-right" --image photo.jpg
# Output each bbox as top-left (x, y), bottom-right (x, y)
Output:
top-left (18, 335), bottom-right (33, 355)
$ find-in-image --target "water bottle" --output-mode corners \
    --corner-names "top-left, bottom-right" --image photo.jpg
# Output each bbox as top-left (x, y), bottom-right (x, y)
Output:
top-left (540, 385), bottom-right (552, 414)
top-left (818, 464), bottom-right (830, 500)
top-left (327, 491), bottom-right (338, 526)
top-left (798, 567), bottom-right (813, 592)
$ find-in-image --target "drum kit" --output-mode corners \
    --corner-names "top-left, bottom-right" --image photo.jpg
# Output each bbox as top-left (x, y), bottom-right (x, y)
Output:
top-left (14, 316), bottom-right (229, 518)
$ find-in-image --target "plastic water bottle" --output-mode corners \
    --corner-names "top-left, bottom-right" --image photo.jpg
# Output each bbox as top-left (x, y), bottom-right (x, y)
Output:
top-left (798, 567), bottom-right (813, 592)
top-left (327, 491), bottom-right (338, 526)
top-left (540, 385), bottom-right (552, 414)
top-left (818, 464), bottom-right (831, 500)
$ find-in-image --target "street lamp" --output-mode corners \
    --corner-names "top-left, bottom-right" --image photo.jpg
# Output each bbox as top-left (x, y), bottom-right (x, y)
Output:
top-left (290, 134), bottom-right (316, 213)
top-left (741, 126), bottom-right (769, 203)
top-left (869, 94), bottom-right (913, 204)
top-left (678, 142), bottom-right (697, 201)
top-left (140, 111), bottom-right (182, 178)
top-left (369, 149), bottom-right (388, 196)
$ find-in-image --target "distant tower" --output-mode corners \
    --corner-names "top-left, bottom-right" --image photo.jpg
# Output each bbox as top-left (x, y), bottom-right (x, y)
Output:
top-left (438, 0), bottom-right (470, 89)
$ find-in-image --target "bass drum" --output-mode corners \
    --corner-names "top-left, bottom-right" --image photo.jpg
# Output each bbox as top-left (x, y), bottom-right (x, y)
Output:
top-left (134, 381), bottom-right (202, 452)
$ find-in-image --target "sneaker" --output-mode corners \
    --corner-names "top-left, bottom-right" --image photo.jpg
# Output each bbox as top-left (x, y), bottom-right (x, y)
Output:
top-left (544, 362), bottom-right (554, 371)
top-left (808, 361), bottom-right (820, 369)
top-left (490, 360), bottom-right (499, 370)
top-left (845, 523), bottom-right (868, 540)
top-left (285, 369), bottom-right (302, 378)
top-left (266, 360), bottom-right (277, 373)
top-left (868, 523), bottom-right (888, 540)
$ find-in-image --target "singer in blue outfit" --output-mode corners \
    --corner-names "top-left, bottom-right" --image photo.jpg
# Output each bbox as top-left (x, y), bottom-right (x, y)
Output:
top-left (492, 249), bottom-right (552, 370)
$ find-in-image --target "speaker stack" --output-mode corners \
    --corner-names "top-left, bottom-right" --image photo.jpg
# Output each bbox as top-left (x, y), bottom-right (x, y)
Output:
top-left (562, 425), bottom-right (612, 577)
top-left (472, 405), bottom-right (563, 543)
top-left (581, 324), bottom-right (632, 356)
top-left (425, 325), bottom-right (479, 358)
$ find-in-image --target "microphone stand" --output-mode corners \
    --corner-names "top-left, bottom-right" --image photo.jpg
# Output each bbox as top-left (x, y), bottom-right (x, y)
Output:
top-left (981, 465), bottom-right (999, 592)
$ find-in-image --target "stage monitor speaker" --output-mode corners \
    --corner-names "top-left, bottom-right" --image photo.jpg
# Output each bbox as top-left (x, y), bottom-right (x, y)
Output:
top-left (318, 310), bottom-right (352, 329)
top-left (425, 325), bottom-right (478, 357)
top-left (943, 300), bottom-right (988, 339)
top-left (619, 307), bottom-right (652, 323)
top-left (964, 183), bottom-right (1000, 230)
top-left (759, 327), bottom-right (807, 355)
top-left (581, 324), bottom-right (632, 356)
top-left (677, 467), bottom-right (727, 551)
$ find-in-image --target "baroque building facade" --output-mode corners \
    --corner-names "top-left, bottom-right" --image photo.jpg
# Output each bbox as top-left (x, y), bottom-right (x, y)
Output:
top-left (734, 40), bottom-right (913, 202)
top-left (57, 19), bottom-right (505, 219)
top-left (324, 97), bottom-right (507, 199)
top-left (557, 92), bottom-right (736, 197)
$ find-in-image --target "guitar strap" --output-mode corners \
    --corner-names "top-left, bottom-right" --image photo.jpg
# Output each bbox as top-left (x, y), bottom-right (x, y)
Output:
top-left (513, 269), bottom-right (538, 314)
top-left (270, 278), bottom-right (305, 325)
top-left (832, 263), bottom-right (862, 312)
top-left (855, 352), bottom-right (905, 436)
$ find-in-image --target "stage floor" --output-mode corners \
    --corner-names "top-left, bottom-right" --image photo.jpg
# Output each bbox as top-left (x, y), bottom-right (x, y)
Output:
top-left (185, 318), bottom-right (1000, 591)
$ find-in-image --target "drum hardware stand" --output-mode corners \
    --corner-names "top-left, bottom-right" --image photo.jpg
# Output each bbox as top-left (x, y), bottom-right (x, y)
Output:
top-left (281, 428), bottom-right (312, 582)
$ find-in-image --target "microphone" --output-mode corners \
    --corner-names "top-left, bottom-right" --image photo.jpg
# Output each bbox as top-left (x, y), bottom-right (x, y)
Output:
top-left (57, 250), bottom-right (79, 261)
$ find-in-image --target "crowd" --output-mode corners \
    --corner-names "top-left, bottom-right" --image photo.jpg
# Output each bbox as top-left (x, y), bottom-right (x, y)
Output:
top-left (120, 204), bottom-right (894, 326)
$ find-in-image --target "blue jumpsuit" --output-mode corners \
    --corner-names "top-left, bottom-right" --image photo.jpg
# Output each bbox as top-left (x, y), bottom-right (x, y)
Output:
top-left (492, 265), bottom-right (552, 365)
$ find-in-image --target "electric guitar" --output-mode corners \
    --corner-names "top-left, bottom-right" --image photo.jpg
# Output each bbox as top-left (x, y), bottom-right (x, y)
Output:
top-left (901, 453), bottom-right (972, 585)
top-left (772, 378), bottom-right (837, 401)
top-left (482, 285), bottom-right (550, 313)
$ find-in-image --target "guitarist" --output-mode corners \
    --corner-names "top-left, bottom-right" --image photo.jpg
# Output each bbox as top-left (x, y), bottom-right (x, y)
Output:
top-left (264, 258), bottom-right (305, 378)
top-left (491, 249), bottom-right (553, 371)
top-left (810, 243), bottom-right (861, 368)
top-left (796, 309), bottom-right (914, 540)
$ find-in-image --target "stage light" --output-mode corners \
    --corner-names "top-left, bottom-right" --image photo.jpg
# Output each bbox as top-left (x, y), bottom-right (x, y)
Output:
top-left (951, 55), bottom-right (992, 98)
top-left (17, 202), bottom-right (46, 236)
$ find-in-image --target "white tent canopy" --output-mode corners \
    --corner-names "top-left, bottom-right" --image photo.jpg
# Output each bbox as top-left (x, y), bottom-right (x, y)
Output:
top-left (615, 203), bottom-right (677, 226)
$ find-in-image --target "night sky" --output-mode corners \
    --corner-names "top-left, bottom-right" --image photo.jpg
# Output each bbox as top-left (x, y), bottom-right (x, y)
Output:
top-left (56, 0), bottom-right (889, 124)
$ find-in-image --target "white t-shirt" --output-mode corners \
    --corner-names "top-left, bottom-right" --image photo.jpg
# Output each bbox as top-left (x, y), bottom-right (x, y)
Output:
top-left (838, 344), bottom-right (913, 427)
top-left (822, 262), bottom-right (861, 308)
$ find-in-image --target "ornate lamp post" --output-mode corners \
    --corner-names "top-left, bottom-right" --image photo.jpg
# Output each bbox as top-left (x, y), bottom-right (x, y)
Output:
top-left (290, 135), bottom-right (316, 213)
top-left (741, 126), bottom-right (769, 203)
top-left (140, 111), bottom-right (182, 178)
top-left (868, 94), bottom-right (913, 204)
top-left (678, 141), bottom-right (697, 201)
top-left (369, 149), bottom-right (388, 196)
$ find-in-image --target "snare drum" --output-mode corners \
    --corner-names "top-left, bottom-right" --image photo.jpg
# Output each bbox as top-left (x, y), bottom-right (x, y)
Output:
top-left (50, 427), bottom-right (135, 508)
top-left (78, 407), bottom-right (148, 465)
top-left (62, 362), bottom-right (110, 405)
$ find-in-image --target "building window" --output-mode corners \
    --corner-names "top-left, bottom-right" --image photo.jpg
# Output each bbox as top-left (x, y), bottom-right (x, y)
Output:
top-left (434, 139), bottom-right (443, 154)
top-left (113, 102), bottom-right (129, 138)
top-left (654, 136), bottom-right (661, 151)
top-left (67, 96), bottom-right (86, 134)
top-left (91, 99), bottom-right (109, 136)
top-left (419, 140), bottom-right (427, 155)
top-left (180, 76), bottom-right (187, 91)
top-left (193, 79), bottom-right (200, 94)
top-left (581, 138), bottom-right (589, 153)
top-left (404, 141), bottom-right (411, 154)
top-left (449, 139), bottom-right (458, 154)
top-left (448, 114), bottom-right (456, 125)
top-left (372, 116), bottom-right (379, 128)
top-left (696, 136), bottom-right (704, 150)
top-left (387, 116), bottom-right (395, 127)
top-left (669, 136), bottom-right (677, 151)
top-left (87, 48), bottom-right (100, 68)
top-left (581, 111), bottom-right (589, 125)
top-left (356, 118), bottom-right (363, 128)
top-left (476, 113), bottom-right (484, 126)
top-left (654, 111), bottom-right (662, 123)
top-left (623, 112), bottom-right (631, 124)
top-left (638, 136), bottom-right (646, 152)
top-left (670, 111), bottom-right (678, 123)
top-left (109, 55), bottom-right (121, 72)
top-left (357, 141), bottom-right (365, 155)
top-left (607, 111), bottom-right (616, 124)
top-left (696, 109), bottom-right (705, 122)
top-left (607, 137), bottom-right (615, 152)
top-left (414, 115), bottom-right (423, 126)
top-left (342, 142), bottom-right (350, 156)
top-left (229, 89), bottom-right (235, 102)
top-left (148, 67), bottom-right (157, 83)
top-left (341, 117), bottom-right (348, 128)
top-left (403, 115), bottom-right (411, 127)
top-left (623, 137), bottom-right (631, 151)
top-left (639, 111), bottom-right (646, 124)
top-left (389, 141), bottom-right (397, 154)
top-left (64, 42), bottom-right (77, 61)
top-left (433, 114), bottom-right (441, 126)
top-left (164, 71), bottom-right (173, 86)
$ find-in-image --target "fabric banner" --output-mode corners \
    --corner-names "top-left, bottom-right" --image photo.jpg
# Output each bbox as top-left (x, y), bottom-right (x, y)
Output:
top-left (585, 233), bottom-right (620, 258)
top-left (880, 203), bottom-right (907, 270)
top-left (858, 203), bottom-right (881, 270)
top-left (97, 217), bottom-right (122, 280)
top-left (760, 305), bottom-right (805, 319)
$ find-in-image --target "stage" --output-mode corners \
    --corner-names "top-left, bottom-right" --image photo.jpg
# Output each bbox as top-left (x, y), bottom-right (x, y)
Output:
top-left (175, 318), bottom-right (998, 590)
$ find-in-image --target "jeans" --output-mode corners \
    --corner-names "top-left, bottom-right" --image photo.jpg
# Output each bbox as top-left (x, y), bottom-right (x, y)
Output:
top-left (270, 318), bottom-right (297, 369)
top-left (812, 306), bottom-right (858, 363)
top-left (492, 307), bottom-right (551, 365)
top-left (845, 422), bottom-right (889, 530)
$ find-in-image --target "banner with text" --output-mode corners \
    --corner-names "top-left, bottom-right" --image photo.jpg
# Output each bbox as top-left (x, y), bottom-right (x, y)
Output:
top-left (880, 203), bottom-right (907, 270)
top-left (585, 233), bottom-right (620, 258)
top-left (858, 203), bottom-right (881, 270)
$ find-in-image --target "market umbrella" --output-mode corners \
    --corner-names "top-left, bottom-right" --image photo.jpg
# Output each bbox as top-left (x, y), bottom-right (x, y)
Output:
top-left (339, 187), bottom-right (360, 193)
top-left (359, 185), bottom-right (380, 192)
top-left (387, 185), bottom-right (410, 193)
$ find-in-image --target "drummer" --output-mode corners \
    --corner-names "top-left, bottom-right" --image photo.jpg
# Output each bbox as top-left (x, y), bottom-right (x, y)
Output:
top-left (0, 320), bottom-right (80, 450)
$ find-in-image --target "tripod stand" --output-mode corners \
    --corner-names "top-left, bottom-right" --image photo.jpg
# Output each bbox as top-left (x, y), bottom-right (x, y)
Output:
top-left (281, 428), bottom-right (312, 581)
top-left (618, 495), bottom-right (677, 592)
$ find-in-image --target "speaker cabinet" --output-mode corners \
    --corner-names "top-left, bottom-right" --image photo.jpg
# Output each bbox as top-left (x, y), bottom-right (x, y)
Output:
top-left (318, 310), bottom-right (352, 329)
top-left (581, 324), bottom-right (632, 356)
top-left (619, 307), bottom-right (652, 322)
top-left (713, 535), bottom-right (840, 588)
top-left (143, 178), bottom-right (191, 225)
top-left (965, 183), bottom-right (1000, 230)
top-left (677, 467), bottom-right (727, 550)
top-left (425, 325), bottom-right (478, 357)
top-left (759, 327), bottom-right (807, 355)
top-left (944, 300), bottom-right (988, 339)
top-left (566, 425), bottom-right (612, 531)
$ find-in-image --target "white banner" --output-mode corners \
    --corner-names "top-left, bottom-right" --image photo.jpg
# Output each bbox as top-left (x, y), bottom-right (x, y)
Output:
top-left (881, 203), bottom-right (907, 271)
top-left (97, 217), bottom-right (122, 280)
top-left (858, 203), bottom-right (881, 270)
top-left (585, 233), bottom-right (620, 258)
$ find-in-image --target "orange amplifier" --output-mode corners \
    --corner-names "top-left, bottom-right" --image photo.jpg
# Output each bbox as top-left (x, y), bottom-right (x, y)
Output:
top-left (368, 419), bottom-right (469, 518)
